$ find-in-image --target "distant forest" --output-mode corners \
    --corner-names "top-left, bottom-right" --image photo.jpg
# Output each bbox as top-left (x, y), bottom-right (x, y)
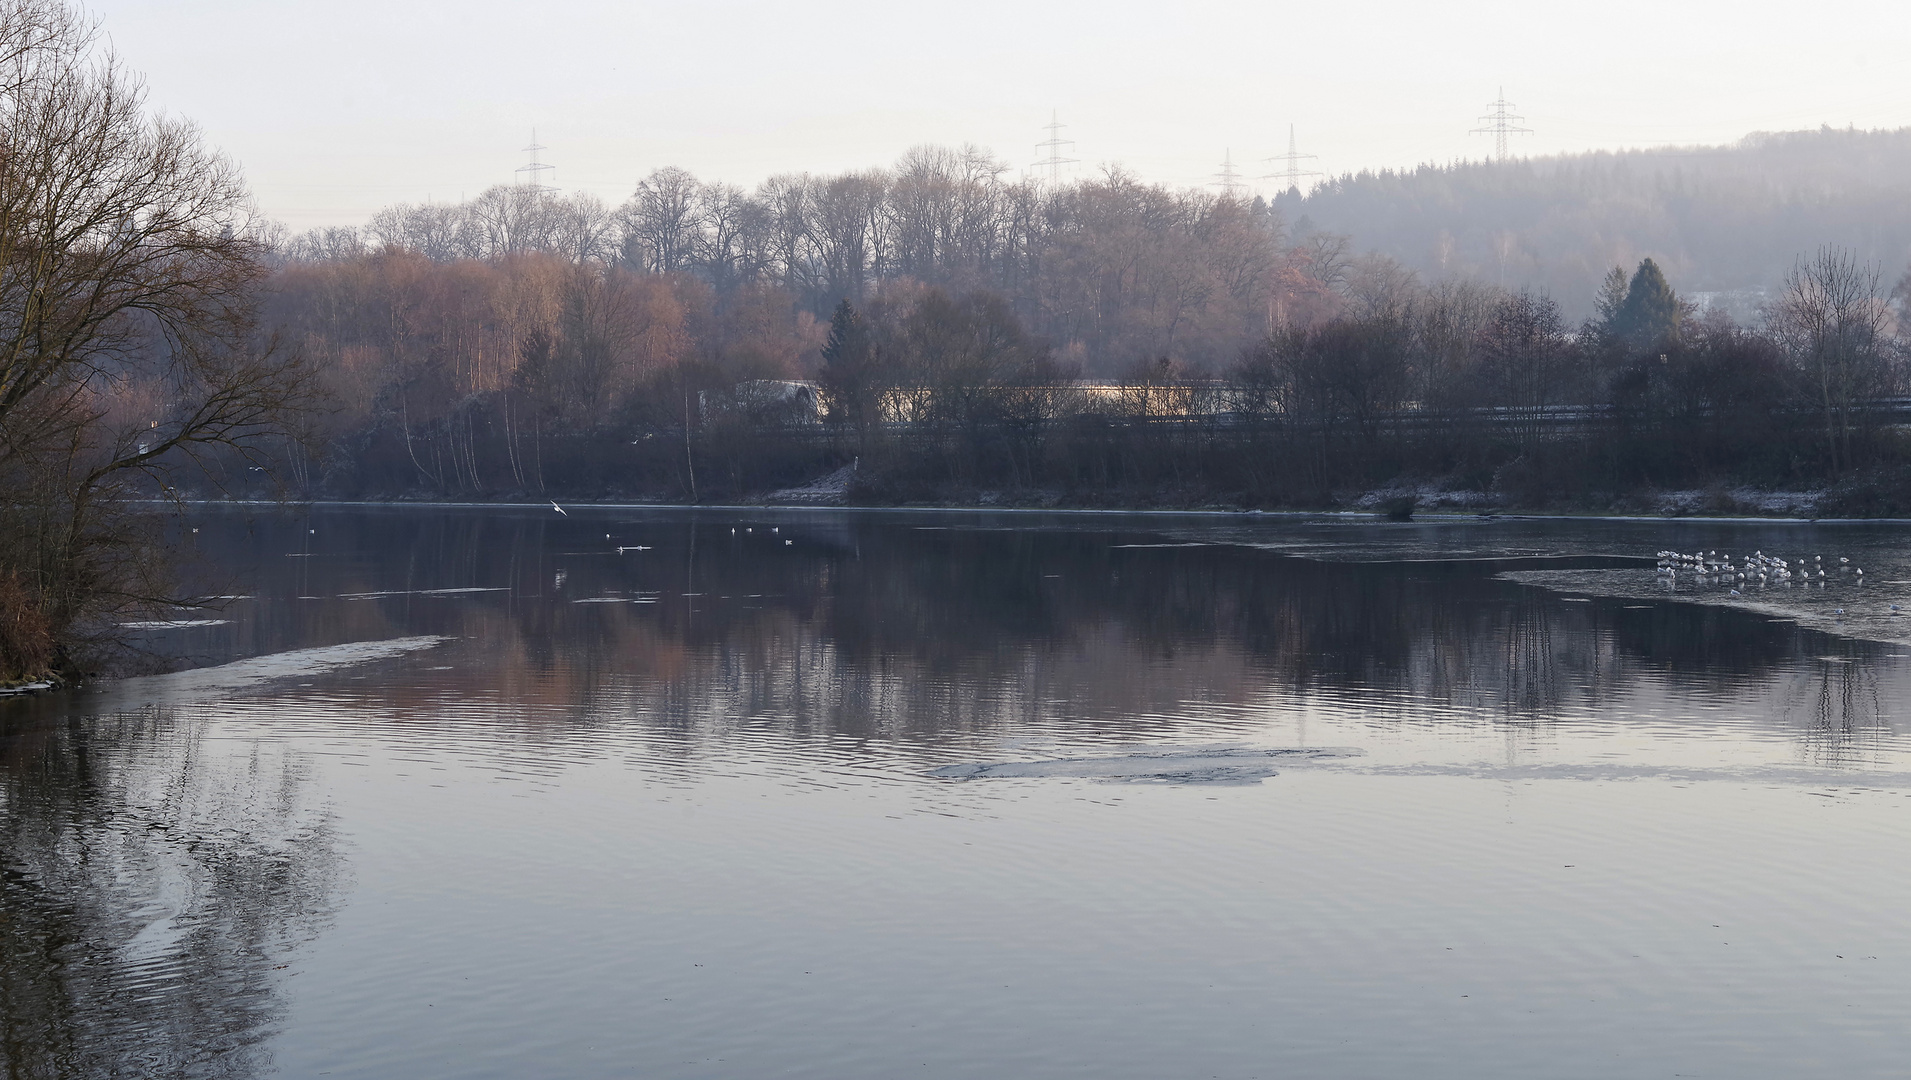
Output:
top-left (249, 128), bottom-right (1911, 512)
top-left (1278, 126), bottom-right (1911, 321)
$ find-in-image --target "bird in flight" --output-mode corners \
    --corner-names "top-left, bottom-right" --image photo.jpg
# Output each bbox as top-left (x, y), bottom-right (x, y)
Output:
top-left (551, 501), bottom-right (567, 516)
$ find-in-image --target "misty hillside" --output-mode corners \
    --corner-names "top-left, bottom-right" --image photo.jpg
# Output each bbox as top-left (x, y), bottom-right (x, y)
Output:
top-left (1278, 126), bottom-right (1911, 319)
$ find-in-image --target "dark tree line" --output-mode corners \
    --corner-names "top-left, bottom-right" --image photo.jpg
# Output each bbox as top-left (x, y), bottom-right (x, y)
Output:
top-left (258, 185), bottom-right (1911, 520)
top-left (802, 252), bottom-right (1903, 507)
top-left (248, 132), bottom-right (1911, 518)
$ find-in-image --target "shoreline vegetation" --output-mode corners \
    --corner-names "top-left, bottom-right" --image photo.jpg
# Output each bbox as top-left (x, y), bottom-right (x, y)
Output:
top-left (244, 195), bottom-right (1911, 529)
top-left (8, 0), bottom-right (1911, 682)
top-left (172, 492), bottom-right (1904, 524)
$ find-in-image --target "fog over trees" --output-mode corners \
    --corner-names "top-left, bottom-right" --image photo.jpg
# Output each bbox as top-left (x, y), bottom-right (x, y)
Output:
top-left (1280, 127), bottom-right (1911, 320)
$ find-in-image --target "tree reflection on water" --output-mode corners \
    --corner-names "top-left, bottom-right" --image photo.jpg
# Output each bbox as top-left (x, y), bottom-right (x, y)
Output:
top-left (1793, 656), bottom-right (1891, 768)
top-left (0, 702), bottom-right (338, 1079)
top-left (169, 507), bottom-right (1903, 760)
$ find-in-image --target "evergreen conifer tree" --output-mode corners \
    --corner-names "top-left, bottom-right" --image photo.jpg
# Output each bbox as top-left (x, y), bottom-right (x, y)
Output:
top-left (1613, 258), bottom-right (1682, 350)
top-left (818, 300), bottom-right (878, 448)
top-left (820, 300), bottom-right (869, 373)
top-left (1594, 266), bottom-right (1629, 329)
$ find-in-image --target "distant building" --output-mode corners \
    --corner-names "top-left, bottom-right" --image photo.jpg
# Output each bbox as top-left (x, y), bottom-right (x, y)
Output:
top-left (703, 380), bottom-right (822, 424)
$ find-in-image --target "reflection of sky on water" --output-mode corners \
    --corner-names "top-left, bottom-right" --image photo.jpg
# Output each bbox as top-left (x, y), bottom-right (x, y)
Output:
top-left (8, 506), bottom-right (1911, 1078)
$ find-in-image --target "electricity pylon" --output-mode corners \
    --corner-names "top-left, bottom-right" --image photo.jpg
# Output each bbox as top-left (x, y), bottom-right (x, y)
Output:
top-left (1470, 89), bottom-right (1531, 162)
top-left (1261, 124), bottom-right (1321, 193)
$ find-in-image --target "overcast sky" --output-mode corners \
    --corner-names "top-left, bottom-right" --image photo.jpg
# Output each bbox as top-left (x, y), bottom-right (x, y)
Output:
top-left (89, 0), bottom-right (1911, 231)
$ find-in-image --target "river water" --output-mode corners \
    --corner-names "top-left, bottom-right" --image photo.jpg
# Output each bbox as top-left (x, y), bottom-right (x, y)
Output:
top-left (5, 505), bottom-right (1911, 1078)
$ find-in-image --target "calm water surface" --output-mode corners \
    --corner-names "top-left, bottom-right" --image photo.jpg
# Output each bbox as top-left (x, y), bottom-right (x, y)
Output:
top-left (6, 506), bottom-right (1911, 1078)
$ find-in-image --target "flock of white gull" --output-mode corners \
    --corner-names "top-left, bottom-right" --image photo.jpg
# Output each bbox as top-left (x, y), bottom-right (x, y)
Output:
top-left (1654, 549), bottom-right (1902, 615)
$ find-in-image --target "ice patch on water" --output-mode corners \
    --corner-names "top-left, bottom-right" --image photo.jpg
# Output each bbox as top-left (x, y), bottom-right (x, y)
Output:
top-left (1502, 566), bottom-right (1911, 647)
top-left (930, 745), bottom-right (1359, 785)
top-left (100, 636), bottom-right (451, 706)
top-left (339, 587), bottom-right (507, 600)
top-left (0, 681), bottom-right (55, 696)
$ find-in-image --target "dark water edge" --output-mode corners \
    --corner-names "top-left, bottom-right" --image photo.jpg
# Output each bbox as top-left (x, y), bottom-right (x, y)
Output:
top-left (164, 494), bottom-right (1911, 530)
top-left (7, 505), bottom-right (1911, 1079)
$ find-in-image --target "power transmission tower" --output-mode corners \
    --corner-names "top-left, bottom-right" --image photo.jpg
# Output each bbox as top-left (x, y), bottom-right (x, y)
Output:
top-left (1260, 124), bottom-right (1321, 193)
top-left (1212, 149), bottom-right (1248, 199)
top-left (1033, 109), bottom-right (1078, 185)
top-left (1470, 89), bottom-right (1531, 162)
top-left (516, 129), bottom-right (557, 193)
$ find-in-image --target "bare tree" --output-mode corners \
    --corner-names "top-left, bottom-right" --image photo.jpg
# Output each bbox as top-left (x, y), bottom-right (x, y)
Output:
top-left (620, 166), bottom-right (702, 273)
top-left (280, 224), bottom-right (368, 262)
top-left (1767, 246), bottom-right (1898, 475)
top-left (0, 0), bottom-right (310, 676)
top-left (366, 201), bottom-right (474, 261)
top-left (1296, 232), bottom-right (1353, 292)
top-left (754, 172), bottom-right (816, 298)
top-left (467, 184), bottom-right (562, 257)
top-left (1408, 278), bottom-right (1501, 410)
top-left (1478, 292), bottom-right (1574, 451)
top-left (691, 182), bottom-right (765, 291)
top-left (1344, 253), bottom-right (1420, 321)
top-left (550, 192), bottom-right (617, 264)
top-left (808, 171), bottom-right (887, 305)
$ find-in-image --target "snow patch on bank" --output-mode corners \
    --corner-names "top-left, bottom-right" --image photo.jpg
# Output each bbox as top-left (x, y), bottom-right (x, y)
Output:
top-left (767, 463), bottom-right (858, 505)
top-left (1347, 483), bottom-right (1496, 512)
top-left (1649, 488), bottom-right (1825, 517)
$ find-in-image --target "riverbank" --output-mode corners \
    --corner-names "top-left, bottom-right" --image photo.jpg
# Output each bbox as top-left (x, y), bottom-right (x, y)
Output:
top-left (782, 472), bottom-right (1863, 521)
top-left (170, 492), bottom-right (1911, 526)
top-left (177, 444), bottom-right (1911, 520)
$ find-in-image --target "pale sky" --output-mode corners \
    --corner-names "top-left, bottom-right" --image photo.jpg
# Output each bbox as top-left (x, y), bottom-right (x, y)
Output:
top-left (89, 0), bottom-right (1911, 231)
